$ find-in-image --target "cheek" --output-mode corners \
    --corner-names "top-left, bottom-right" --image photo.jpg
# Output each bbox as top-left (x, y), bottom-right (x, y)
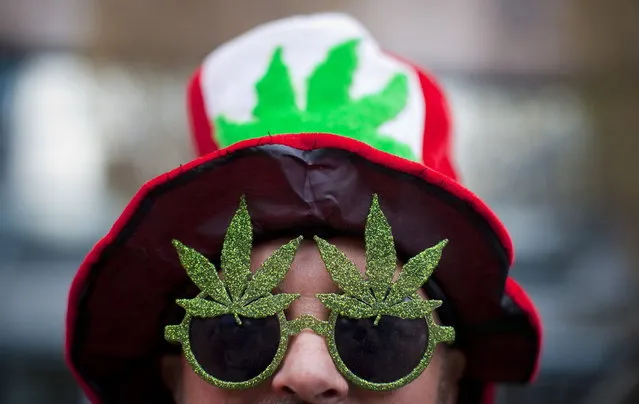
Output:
top-left (178, 357), bottom-right (270, 404)
top-left (179, 360), bottom-right (224, 403)
top-left (351, 349), bottom-right (446, 404)
top-left (401, 354), bottom-right (445, 400)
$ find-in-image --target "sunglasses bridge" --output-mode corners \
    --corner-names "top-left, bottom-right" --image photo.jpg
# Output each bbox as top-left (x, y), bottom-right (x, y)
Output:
top-left (282, 314), bottom-right (331, 337)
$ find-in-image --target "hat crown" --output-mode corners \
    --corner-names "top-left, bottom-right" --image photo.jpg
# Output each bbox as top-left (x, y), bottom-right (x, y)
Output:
top-left (189, 13), bottom-right (457, 177)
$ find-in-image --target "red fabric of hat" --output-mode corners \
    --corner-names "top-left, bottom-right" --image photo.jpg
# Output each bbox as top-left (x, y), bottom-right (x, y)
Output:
top-left (66, 14), bottom-right (541, 404)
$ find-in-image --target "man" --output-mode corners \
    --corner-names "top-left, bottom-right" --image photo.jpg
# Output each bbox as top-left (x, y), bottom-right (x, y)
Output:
top-left (66, 14), bottom-right (541, 404)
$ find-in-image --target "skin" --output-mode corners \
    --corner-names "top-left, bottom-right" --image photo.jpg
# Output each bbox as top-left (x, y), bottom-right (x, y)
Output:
top-left (163, 237), bottom-right (466, 404)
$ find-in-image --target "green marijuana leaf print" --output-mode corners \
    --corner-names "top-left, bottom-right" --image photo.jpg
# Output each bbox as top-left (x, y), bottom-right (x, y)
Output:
top-left (214, 39), bottom-right (416, 160)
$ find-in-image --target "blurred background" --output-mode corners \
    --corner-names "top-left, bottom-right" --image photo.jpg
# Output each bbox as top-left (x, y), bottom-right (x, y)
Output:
top-left (0, 1), bottom-right (637, 403)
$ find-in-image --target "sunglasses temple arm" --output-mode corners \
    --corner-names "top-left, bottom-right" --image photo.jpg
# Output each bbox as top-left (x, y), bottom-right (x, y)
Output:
top-left (433, 324), bottom-right (456, 345)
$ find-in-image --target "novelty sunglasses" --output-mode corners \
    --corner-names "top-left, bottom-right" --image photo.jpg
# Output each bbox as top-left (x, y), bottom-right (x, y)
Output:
top-left (165, 195), bottom-right (455, 391)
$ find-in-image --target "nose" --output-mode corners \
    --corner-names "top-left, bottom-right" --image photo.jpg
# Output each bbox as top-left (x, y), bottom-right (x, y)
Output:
top-left (271, 331), bottom-right (349, 403)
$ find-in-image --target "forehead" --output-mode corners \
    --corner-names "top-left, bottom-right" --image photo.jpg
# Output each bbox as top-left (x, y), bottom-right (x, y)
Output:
top-left (248, 236), bottom-right (427, 301)
top-left (250, 236), bottom-right (365, 292)
top-left (250, 236), bottom-right (366, 270)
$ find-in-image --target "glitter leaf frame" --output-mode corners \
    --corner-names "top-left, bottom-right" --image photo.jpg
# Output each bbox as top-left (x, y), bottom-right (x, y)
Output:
top-left (172, 196), bottom-right (301, 325)
top-left (165, 194), bottom-right (455, 391)
top-left (315, 194), bottom-right (455, 390)
top-left (165, 196), bottom-right (302, 389)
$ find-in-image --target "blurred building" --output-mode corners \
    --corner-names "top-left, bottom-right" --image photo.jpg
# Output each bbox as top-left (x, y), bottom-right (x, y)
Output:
top-left (0, 1), bottom-right (637, 403)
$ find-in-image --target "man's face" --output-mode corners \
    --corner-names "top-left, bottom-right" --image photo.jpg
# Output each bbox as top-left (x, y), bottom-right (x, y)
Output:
top-left (163, 237), bottom-right (465, 404)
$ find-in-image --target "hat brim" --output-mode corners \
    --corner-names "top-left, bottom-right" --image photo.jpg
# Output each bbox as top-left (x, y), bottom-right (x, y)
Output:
top-left (66, 133), bottom-right (541, 402)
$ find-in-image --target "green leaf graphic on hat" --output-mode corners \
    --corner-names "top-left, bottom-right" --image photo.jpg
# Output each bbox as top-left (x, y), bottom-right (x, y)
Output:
top-left (214, 39), bottom-right (416, 161)
top-left (170, 196), bottom-right (302, 326)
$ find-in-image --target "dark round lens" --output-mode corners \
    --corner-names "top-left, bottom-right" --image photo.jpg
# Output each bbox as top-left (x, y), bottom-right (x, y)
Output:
top-left (334, 315), bottom-right (428, 383)
top-left (189, 314), bottom-right (280, 382)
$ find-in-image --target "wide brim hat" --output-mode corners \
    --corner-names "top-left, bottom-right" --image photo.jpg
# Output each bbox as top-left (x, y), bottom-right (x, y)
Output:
top-left (66, 14), bottom-right (541, 403)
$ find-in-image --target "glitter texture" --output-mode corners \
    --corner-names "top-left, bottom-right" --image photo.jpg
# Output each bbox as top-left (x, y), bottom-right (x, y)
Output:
top-left (365, 194), bottom-right (397, 301)
top-left (241, 237), bottom-right (302, 304)
top-left (316, 294), bottom-right (376, 318)
top-left (220, 196), bottom-right (253, 301)
top-left (167, 311), bottom-right (291, 390)
top-left (176, 297), bottom-right (230, 318)
top-left (313, 236), bottom-right (374, 304)
top-left (315, 194), bottom-right (455, 390)
top-left (165, 196), bottom-right (302, 389)
top-left (165, 194), bottom-right (455, 392)
top-left (286, 314), bottom-right (331, 337)
top-left (241, 294), bottom-right (299, 318)
top-left (325, 310), bottom-right (454, 391)
top-left (173, 240), bottom-right (230, 305)
top-left (385, 239), bottom-right (448, 305)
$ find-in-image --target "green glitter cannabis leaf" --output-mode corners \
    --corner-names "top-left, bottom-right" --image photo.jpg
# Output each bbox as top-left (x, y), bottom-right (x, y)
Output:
top-left (214, 39), bottom-right (416, 161)
top-left (173, 197), bottom-right (302, 325)
top-left (315, 194), bottom-right (448, 325)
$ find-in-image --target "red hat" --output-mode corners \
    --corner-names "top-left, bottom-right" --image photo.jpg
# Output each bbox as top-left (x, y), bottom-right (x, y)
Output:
top-left (66, 13), bottom-right (541, 403)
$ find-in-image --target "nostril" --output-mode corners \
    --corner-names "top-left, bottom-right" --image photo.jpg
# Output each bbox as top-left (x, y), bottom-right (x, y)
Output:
top-left (281, 385), bottom-right (340, 399)
top-left (320, 389), bottom-right (339, 399)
